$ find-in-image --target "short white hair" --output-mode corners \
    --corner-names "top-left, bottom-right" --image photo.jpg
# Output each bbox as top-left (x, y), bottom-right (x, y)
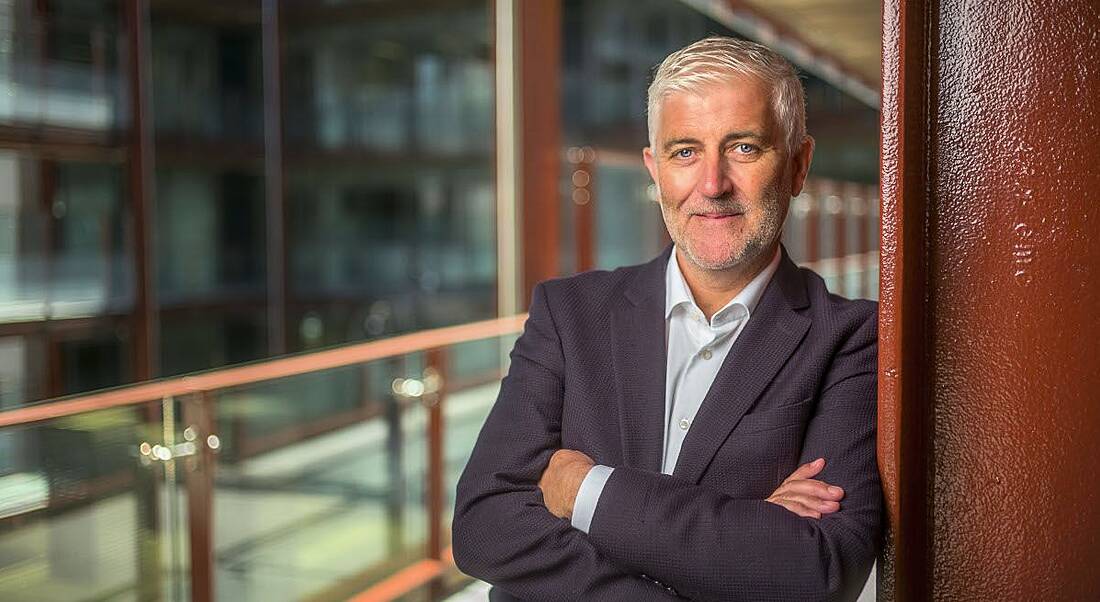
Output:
top-left (647, 36), bottom-right (806, 153)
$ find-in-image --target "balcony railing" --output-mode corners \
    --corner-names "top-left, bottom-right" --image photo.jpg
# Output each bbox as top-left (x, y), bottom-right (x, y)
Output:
top-left (0, 314), bottom-right (526, 602)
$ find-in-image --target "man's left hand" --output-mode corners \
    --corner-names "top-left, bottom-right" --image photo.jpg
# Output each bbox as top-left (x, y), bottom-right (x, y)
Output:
top-left (538, 449), bottom-right (595, 519)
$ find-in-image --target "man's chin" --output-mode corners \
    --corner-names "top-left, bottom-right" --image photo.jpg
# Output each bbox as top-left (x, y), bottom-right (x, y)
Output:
top-left (680, 246), bottom-right (745, 272)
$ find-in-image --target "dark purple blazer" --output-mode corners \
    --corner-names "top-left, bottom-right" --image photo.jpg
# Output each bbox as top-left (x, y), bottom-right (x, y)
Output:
top-left (453, 245), bottom-right (881, 601)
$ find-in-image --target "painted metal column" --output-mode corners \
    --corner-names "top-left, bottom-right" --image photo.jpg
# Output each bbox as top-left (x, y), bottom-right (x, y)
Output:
top-left (124, 0), bottom-right (158, 381)
top-left (425, 347), bottom-right (447, 600)
top-left (183, 392), bottom-right (217, 602)
top-left (122, 4), bottom-right (164, 600)
top-left (517, 0), bottom-right (561, 307)
top-left (879, 0), bottom-right (1100, 599)
top-left (261, 0), bottom-right (287, 355)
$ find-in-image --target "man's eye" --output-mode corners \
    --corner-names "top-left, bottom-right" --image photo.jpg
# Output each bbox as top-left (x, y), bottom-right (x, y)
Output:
top-left (735, 143), bottom-right (758, 154)
top-left (673, 148), bottom-right (694, 159)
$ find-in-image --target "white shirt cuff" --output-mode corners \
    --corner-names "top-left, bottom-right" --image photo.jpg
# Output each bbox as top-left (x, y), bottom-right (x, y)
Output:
top-left (570, 464), bottom-right (614, 534)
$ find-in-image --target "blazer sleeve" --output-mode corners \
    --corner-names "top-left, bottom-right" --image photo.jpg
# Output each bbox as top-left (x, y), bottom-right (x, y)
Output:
top-left (585, 311), bottom-right (881, 602)
top-left (451, 282), bottom-right (683, 601)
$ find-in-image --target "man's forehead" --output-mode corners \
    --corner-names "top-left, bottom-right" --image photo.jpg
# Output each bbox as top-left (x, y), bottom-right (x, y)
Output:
top-left (660, 75), bottom-right (773, 113)
top-left (655, 82), bottom-right (777, 143)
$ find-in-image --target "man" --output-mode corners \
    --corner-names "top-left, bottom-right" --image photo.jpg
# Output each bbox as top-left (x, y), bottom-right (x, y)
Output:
top-left (453, 37), bottom-right (881, 601)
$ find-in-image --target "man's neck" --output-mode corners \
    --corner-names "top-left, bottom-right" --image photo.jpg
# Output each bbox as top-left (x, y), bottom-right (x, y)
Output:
top-left (676, 243), bottom-right (779, 320)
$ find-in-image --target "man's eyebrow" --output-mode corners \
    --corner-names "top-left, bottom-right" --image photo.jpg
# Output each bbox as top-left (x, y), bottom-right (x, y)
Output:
top-left (661, 131), bottom-right (770, 152)
top-left (721, 131), bottom-right (768, 144)
top-left (661, 137), bottom-right (701, 151)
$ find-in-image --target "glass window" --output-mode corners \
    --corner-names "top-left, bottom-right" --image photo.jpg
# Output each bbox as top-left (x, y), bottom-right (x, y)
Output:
top-left (0, 0), bottom-right (499, 404)
top-left (0, 0), bottom-right (125, 131)
top-left (284, 0), bottom-right (496, 348)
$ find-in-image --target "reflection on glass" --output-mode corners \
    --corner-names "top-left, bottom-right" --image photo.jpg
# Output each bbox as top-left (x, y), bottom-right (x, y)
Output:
top-left (0, 151), bottom-right (132, 324)
top-left (288, 166), bottom-right (495, 347)
top-left (0, 0), bottom-right (124, 131)
top-left (1, 0), bottom-right (500, 406)
top-left (284, 1), bottom-right (496, 348)
top-left (594, 161), bottom-right (663, 271)
top-left (0, 330), bottom-right (516, 601)
top-left (156, 168), bottom-right (266, 302)
top-left (160, 309), bottom-right (267, 378)
top-left (203, 336), bottom-right (514, 600)
top-left (149, 1), bottom-right (271, 378)
top-left (0, 402), bottom-right (178, 602)
top-left (283, 5), bottom-right (492, 155)
top-left (151, 16), bottom-right (263, 145)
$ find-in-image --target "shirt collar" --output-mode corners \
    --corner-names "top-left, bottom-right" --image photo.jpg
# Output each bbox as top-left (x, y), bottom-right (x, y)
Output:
top-left (664, 245), bottom-right (782, 324)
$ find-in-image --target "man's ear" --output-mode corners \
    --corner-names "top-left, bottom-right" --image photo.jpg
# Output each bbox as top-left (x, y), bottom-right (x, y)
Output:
top-left (643, 146), bottom-right (658, 184)
top-left (790, 135), bottom-right (815, 196)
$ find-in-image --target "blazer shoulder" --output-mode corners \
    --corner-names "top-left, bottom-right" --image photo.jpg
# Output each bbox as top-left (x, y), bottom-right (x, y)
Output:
top-left (797, 265), bottom-right (878, 333)
top-left (535, 260), bottom-right (649, 312)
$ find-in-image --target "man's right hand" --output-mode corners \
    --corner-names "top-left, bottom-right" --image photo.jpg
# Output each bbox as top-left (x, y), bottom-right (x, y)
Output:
top-left (766, 457), bottom-right (845, 519)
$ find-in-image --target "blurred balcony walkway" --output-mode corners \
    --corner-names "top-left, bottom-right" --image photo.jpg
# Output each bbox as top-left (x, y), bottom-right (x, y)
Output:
top-left (0, 382), bottom-right (502, 602)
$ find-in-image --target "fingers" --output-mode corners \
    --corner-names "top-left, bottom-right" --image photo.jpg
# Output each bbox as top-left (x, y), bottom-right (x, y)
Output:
top-left (780, 478), bottom-right (845, 501)
top-left (777, 492), bottom-right (840, 514)
top-left (766, 497), bottom-right (823, 519)
top-left (783, 457), bottom-right (826, 484)
top-left (769, 479), bottom-right (844, 516)
top-left (768, 458), bottom-right (846, 519)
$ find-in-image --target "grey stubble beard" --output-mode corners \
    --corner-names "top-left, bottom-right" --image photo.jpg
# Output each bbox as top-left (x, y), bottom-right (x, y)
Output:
top-left (659, 185), bottom-right (787, 273)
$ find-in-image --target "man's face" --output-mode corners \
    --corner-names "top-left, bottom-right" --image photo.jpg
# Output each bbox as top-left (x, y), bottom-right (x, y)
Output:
top-left (643, 75), bottom-right (813, 272)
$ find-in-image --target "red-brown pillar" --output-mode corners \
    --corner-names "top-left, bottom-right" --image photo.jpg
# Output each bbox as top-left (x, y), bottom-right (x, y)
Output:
top-left (569, 148), bottom-right (596, 273)
top-left (879, 0), bottom-right (1100, 599)
top-left (518, 0), bottom-right (561, 307)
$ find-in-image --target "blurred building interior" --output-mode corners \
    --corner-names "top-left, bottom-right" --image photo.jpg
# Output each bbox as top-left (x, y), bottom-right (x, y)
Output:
top-left (0, 1), bottom-right (882, 600)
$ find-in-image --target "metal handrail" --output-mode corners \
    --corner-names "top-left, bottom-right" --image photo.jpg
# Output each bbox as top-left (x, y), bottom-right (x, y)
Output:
top-left (0, 314), bottom-right (527, 428)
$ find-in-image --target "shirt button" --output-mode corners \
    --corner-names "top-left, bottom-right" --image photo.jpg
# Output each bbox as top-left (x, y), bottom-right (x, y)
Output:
top-left (701, 348), bottom-right (712, 360)
top-left (679, 418), bottom-right (690, 430)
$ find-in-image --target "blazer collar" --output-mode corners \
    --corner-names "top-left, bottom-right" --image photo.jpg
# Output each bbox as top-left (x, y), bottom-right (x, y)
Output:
top-left (612, 243), bottom-right (810, 477)
top-left (624, 243), bottom-right (673, 307)
top-left (624, 243), bottom-right (808, 311)
top-left (611, 245), bottom-right (673, 472)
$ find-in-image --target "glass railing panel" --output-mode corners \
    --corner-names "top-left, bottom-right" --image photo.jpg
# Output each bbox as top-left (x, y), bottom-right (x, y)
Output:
top-left (209, 360), bottom-right (417, 601)
top-left (202, 335), bottom-right (513, 601)
top-left (0, 318), bottom-right (523, 601)
top-left (0, 400), bottom-right (184, 601)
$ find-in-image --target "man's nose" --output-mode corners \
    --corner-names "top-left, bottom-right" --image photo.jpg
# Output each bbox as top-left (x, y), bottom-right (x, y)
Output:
top-left (697, 153), bottom-right (733, 199)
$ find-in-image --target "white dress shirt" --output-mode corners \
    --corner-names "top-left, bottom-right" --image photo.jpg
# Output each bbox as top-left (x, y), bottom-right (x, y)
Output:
top-left (570, 245), bottom-right (781, 533)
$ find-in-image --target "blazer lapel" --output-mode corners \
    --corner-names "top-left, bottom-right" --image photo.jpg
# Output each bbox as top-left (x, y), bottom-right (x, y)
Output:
top-left (610, 245), bottom-right (672, 473)
top-left (672, 251), bottom-right (811, 484)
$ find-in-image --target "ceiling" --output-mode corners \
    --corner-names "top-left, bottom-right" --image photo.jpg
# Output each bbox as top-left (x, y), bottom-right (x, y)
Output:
top-left (739, 0), bottom-right (882, 86)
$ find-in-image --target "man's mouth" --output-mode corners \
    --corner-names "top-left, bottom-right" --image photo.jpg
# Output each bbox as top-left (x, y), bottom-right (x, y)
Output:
top-left (694, 212), bottom-right (743, 220)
